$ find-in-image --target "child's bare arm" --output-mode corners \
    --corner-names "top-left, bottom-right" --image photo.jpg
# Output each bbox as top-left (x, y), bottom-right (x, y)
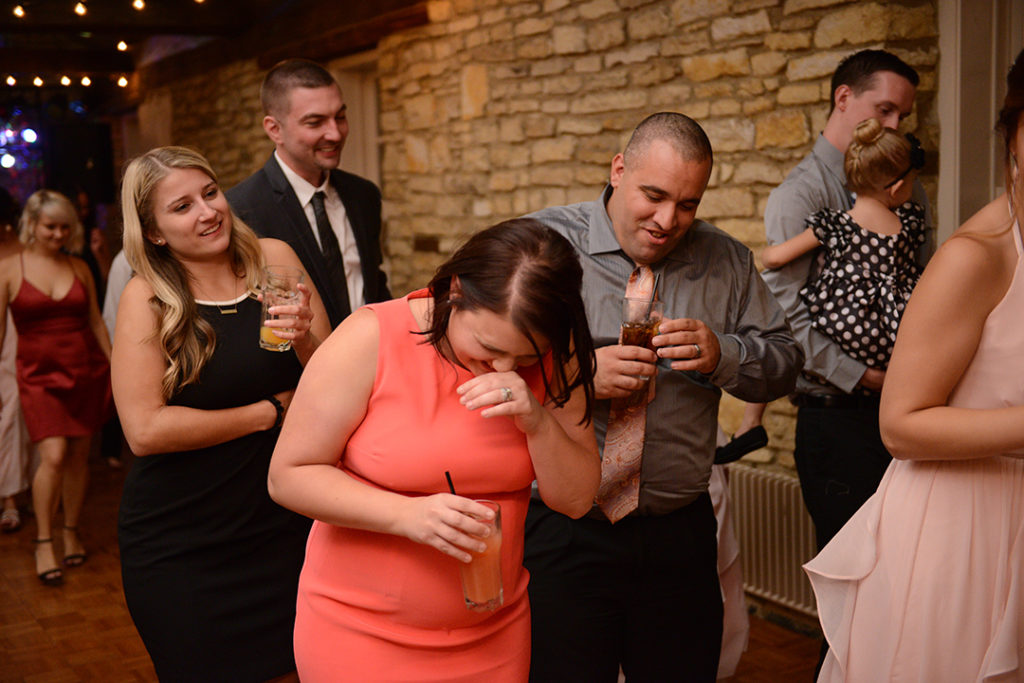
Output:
top-left (762, 227), bottom-right (820, 269)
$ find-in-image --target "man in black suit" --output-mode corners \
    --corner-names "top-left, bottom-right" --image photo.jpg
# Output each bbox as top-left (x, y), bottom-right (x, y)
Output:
top-left (227, 59), bottom-right (389, 329)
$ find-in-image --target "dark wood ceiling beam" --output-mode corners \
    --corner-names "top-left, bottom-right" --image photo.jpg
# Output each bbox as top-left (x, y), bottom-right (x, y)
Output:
top-left (256, 3), bottom-right (430, 69)
top-left (0, 22), bottom-right (238, 36)
top-left (0, 1), bottom-right (280, 35)
top-left (137, 1), bottom-right (429, 91)
top-left (0, 47), bottom-right (134, 73)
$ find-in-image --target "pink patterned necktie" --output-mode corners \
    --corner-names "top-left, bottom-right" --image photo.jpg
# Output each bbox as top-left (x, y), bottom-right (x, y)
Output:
top-left (596, 265), bottom-right (655, 523)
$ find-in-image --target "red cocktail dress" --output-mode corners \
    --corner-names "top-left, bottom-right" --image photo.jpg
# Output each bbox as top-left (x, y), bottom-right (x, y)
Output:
top-left (9, 261), bottom-right (111, 442)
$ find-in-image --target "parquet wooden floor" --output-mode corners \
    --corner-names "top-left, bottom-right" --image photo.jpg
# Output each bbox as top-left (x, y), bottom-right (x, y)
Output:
top-left (1, 450), bottom-right (821, 682)
top-left (0, 450), bottom-right (156, 683)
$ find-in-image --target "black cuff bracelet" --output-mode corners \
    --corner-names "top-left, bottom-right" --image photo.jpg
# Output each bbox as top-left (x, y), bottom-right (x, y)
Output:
top-left (266, 395), bottom-right (285, 430)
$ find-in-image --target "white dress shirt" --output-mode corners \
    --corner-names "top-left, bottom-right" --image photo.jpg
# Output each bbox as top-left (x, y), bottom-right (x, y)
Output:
top-left (274, 151), bottom-right (364, 313)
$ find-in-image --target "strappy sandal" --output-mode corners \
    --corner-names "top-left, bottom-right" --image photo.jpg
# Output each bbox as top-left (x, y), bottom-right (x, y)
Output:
top-left (62, 526), bottom-right (88, 567)
top-left (34, 539), bottom-right (64, 586)
top-left (0, 507), bottom-right (20, 533)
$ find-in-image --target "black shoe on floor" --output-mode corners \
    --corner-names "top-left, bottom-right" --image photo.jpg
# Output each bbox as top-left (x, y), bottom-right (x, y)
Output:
top-left (714, 425), bottom-right (768, 464)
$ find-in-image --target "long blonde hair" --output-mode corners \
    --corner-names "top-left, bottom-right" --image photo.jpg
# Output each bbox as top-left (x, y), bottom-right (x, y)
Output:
top-left (120, 146), bottom-right (265, 399)
top-left (19, 189), bottom-right (84, 253)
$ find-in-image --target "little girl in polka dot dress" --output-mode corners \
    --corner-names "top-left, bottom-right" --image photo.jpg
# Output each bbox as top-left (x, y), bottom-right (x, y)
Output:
top-left (716, 118), bottom-right (926, 464)
top-left (769, 118), bottom-right (928, 369)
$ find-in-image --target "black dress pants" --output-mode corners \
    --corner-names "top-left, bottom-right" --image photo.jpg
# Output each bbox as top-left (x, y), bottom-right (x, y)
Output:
top-left (524, 495), bottom-right (722, 683)
top-left (793, 400), bottom-right (893, 551)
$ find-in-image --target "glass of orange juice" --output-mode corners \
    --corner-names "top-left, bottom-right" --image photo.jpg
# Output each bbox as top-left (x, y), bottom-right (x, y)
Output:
top-left (459, 500), bottom-right (503, 612)
top-left (259, 265), bottom-right (304, 352)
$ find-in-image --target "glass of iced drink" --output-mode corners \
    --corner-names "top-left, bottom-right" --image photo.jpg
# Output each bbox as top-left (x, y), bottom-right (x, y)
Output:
top-left (621, 297), bottom-right (664, 406)
top-left (459, 500), bottom-right (503, 612)
top-left (259, 265), bottom-right (304, 352)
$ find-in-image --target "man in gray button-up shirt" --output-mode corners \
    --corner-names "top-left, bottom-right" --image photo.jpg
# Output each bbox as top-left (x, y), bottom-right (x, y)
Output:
top-left (762, 50), bottom-right (933, 556)
top-left (523, 112), bottom-right (802, 682)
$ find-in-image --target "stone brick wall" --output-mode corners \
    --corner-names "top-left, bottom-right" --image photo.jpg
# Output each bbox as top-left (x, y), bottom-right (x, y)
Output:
top-left (162, 60), bottom-right (269, 187)
top-left (138, 0), bottom-right (939, 471)
top-left (375, 0), bottom-right (938, 467)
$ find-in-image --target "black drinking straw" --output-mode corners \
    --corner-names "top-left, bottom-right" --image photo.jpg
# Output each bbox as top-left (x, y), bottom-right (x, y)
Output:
top-left (445, 471), bottom-right (457, 495)
top-left (647, 271), bottom-right (661, 317)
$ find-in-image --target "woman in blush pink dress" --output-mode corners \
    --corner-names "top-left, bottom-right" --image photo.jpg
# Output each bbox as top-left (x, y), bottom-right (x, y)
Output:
top-left (269, 218), bottom-right (599, 682)
top-left (805, 49), bottom-right (1024, 681)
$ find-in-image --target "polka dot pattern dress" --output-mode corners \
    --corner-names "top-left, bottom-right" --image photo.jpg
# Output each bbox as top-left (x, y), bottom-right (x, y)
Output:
top-left (800, 202), bottom-right (926, 368)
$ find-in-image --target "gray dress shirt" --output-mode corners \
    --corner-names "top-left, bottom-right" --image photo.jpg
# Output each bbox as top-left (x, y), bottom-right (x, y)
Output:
top-left (530, 188), bottom-right (802, 515)
top-left (762, 134), bottom-right (934, 394)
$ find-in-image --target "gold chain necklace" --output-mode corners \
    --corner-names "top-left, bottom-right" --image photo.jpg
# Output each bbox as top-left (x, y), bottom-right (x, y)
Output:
top-left (194, 276), bottom-right (240, 315)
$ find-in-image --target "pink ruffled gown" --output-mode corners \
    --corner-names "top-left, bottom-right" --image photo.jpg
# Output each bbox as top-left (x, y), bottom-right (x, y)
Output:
top-left (804, 224), bottom-right (1024, 681)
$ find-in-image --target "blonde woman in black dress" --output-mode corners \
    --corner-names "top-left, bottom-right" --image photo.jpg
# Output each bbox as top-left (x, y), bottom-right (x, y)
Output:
top-left (113, 146), bottom-right (330, 681)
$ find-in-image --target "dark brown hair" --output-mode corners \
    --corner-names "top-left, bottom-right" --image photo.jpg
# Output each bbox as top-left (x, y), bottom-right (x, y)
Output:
top-left (830, 49), bottom-right (920, 114)
top-left (997, 48), bottom-right (1024, 209)
top-left (423, 218), bottom-right (596, 424)
top-left (623, 112), bottom-right (713, 168)
top-left (260, 58), bottom-right (337, 118)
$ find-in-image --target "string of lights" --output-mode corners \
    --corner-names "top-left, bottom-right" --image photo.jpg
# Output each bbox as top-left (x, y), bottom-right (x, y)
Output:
top-left (4, 0), bottom-right (208, 89)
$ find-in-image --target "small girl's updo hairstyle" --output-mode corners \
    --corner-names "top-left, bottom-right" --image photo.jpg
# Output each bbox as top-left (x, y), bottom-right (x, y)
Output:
top-left (844, 118), bottom-right (924, 196)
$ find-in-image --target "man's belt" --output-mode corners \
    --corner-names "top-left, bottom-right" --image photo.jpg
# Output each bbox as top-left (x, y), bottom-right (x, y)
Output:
top-left (791, 392), bottom-right (880, 410)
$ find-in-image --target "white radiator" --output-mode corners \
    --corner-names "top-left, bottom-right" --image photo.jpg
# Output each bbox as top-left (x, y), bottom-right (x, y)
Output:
top-left (727, 463), bottom-right (818, 617)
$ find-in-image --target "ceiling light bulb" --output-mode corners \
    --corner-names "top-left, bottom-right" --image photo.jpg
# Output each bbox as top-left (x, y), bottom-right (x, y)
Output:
top-left (61, 75), bottom-right (71, 86)
top-left (117, 40), bottom-right (127, 51)
top-left (132, 0), bottom-right (144, 9)
top-left (13, 5), bottom-right (25, 18)
top-left (5, 76), bottom-right (15, 86)
top-left (33, 76), bottom-right (43, 87)
top-left (74, 2), bottom-right (86, 16)
top-left (81, 76), bottom-right (91, 86)
top-left (117, 76), bottom-right (128, 87)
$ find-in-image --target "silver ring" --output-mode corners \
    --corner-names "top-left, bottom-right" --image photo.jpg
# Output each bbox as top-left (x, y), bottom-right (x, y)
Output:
top-left (692, 343), bottom-right (701, 357)
top-left (500, 386), bottom-right (513, 403)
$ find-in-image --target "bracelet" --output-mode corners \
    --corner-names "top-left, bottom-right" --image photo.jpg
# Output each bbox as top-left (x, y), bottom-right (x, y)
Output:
top-left (266, 396), bottom-right (285, 430)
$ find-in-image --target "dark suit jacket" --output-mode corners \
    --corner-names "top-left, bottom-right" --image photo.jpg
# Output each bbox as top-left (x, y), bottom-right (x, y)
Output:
top-left (226, 154), bottom-right (390, 329)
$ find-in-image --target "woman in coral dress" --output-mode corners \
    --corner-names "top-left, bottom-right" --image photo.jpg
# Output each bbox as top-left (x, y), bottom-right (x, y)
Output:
top-left (805, 50), bottom-right (1024, 681)
top-left (269, 218), bottom-right (600, 682)
top-left (0, 189), bottom-right (112, 585)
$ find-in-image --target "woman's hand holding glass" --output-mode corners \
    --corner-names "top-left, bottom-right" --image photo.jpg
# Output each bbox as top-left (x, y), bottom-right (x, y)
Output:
top-left (262, 281), bottom-right (316, 350)
top-left (395, 494), bottom-right (497, 564)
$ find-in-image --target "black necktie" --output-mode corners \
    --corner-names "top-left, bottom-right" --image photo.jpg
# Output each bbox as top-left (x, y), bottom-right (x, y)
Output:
top-left (311, 191), bottom-right (351, 320)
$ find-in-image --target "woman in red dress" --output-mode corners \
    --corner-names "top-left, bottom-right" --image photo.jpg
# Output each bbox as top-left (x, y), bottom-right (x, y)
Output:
top-left (0, 189), bottom-right (112, 585)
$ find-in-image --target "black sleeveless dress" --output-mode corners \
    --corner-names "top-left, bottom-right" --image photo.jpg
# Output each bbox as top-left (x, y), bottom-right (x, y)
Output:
top-left (118, 294), bottom-right (310, 682)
